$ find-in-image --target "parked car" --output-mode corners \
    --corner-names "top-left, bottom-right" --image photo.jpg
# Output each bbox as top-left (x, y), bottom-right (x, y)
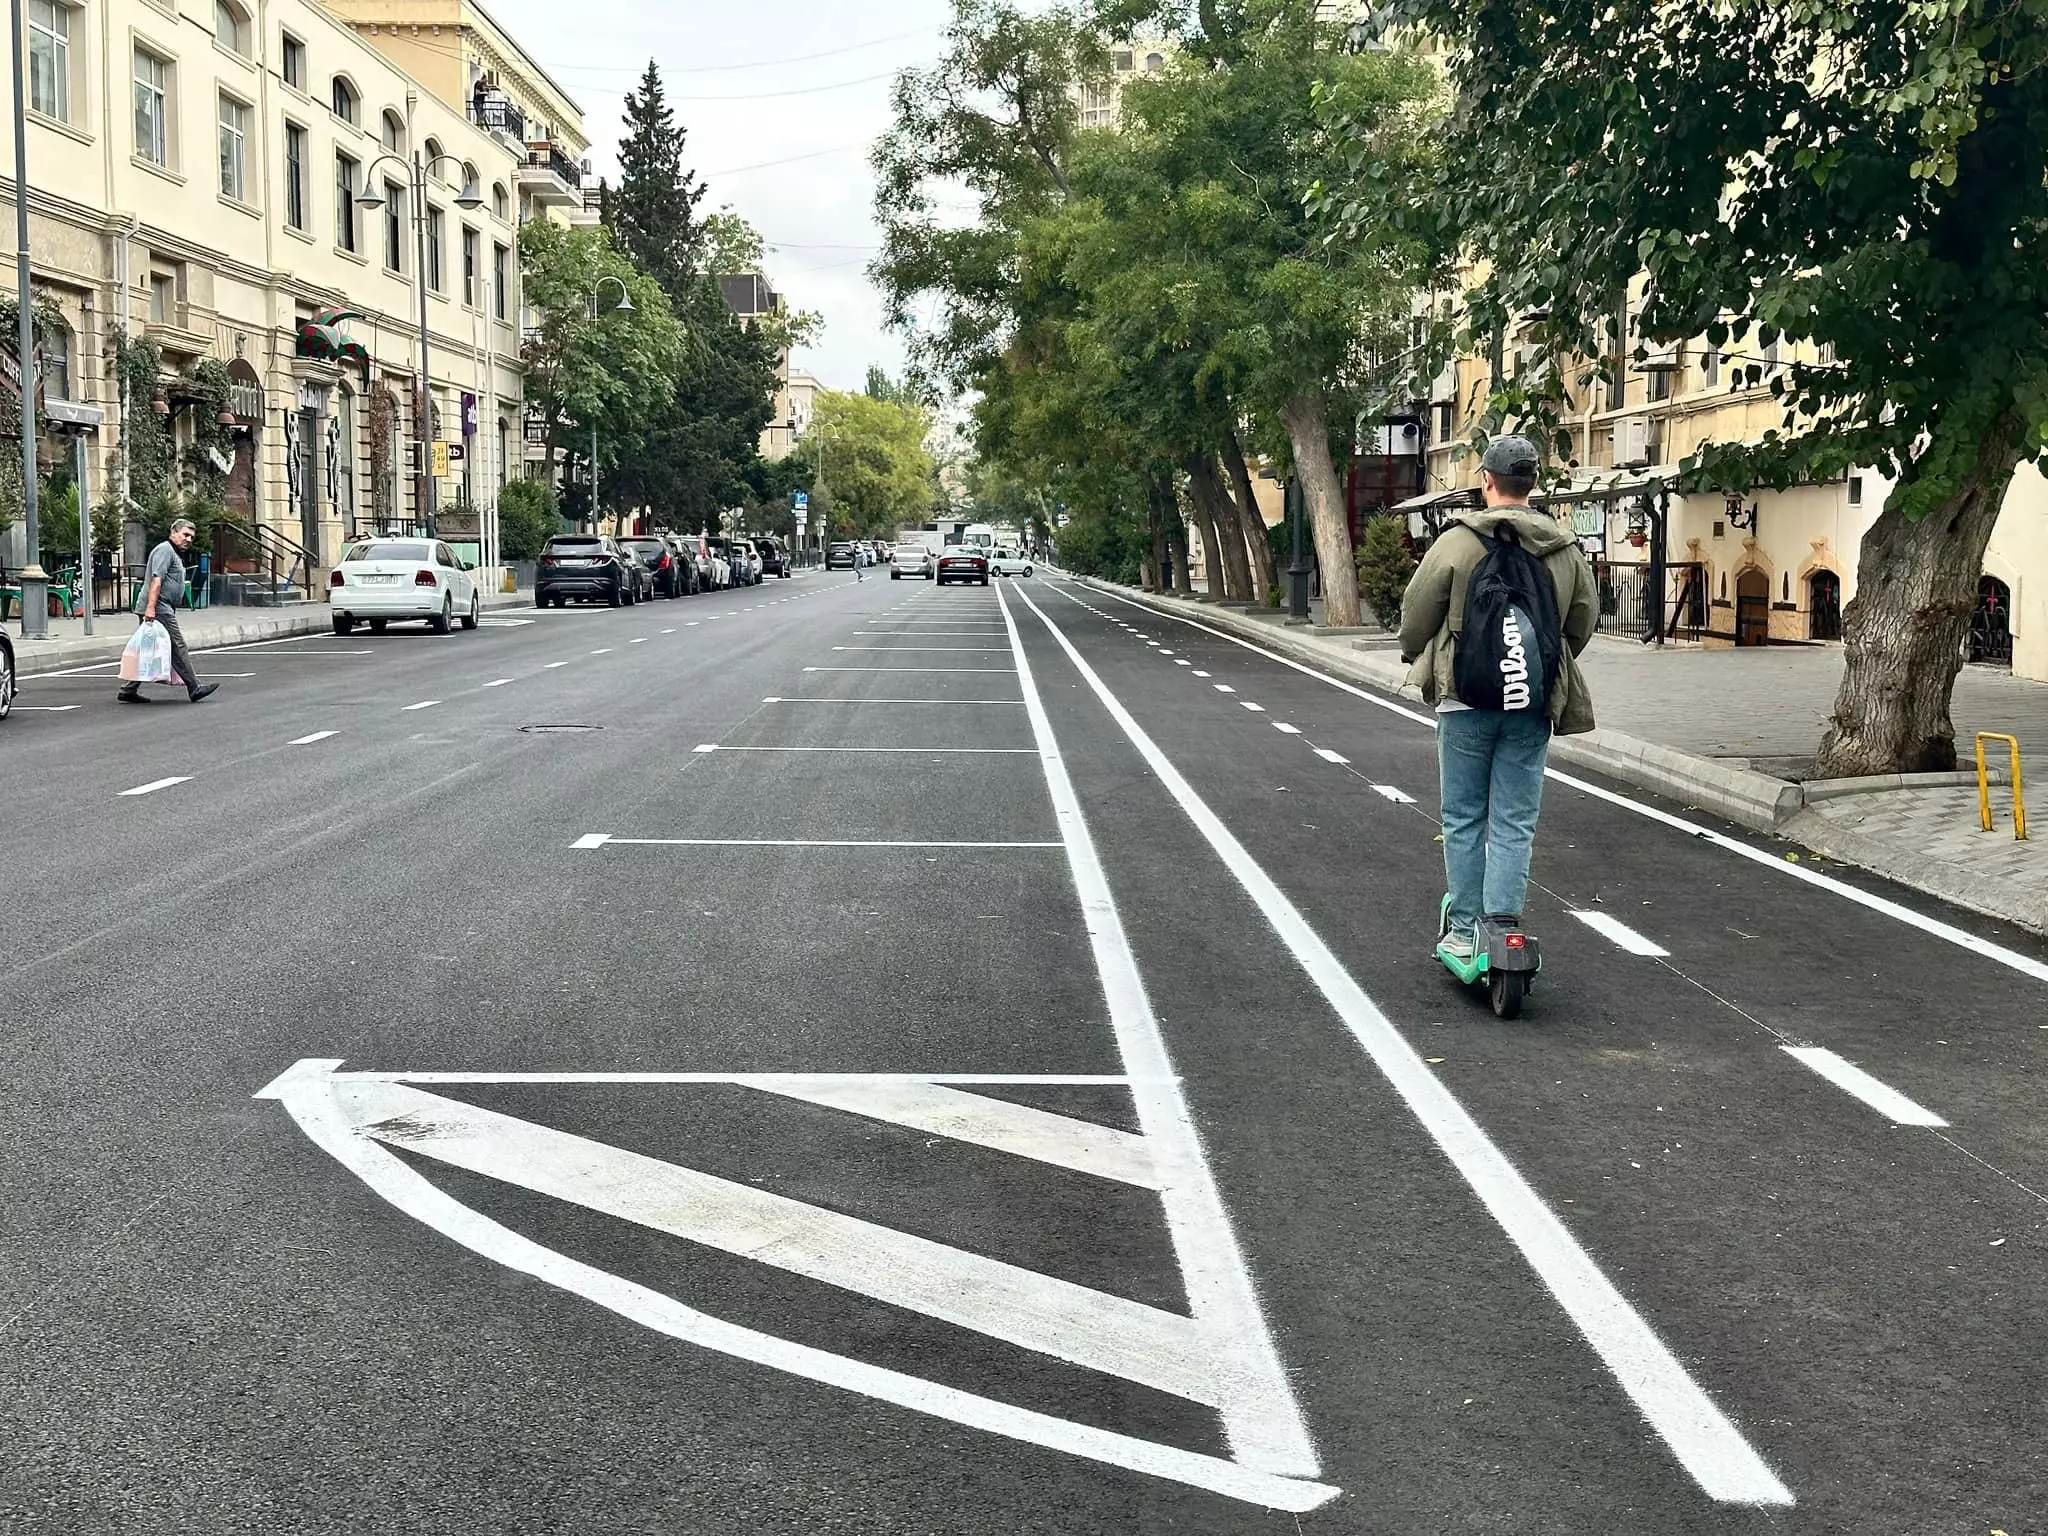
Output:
top-left (990, 545), bottom-right (1034, 577)
top-left (753, 537), bottom-right (791, 578)
top-left (329, 537), bottom-right (481, 634)
top-left (733, 540), bottom-right (762, 585)
top-left (935, 546), bottom-right (992, 586)
top-left (620, 535), bottom-right (692, 598)
top-left (0, 629), bottom-right (14, 722)
top-left (826, 541), bottom-right (858, 570)
top-left (661, 534), bottom-right (703, 595)
top-left (676, 533), bottom-right (723, 591)
top-left (891, 543), bottom-right (935, 579)
top-left (536, 534), bottom-right (637, 608)
top-left (707, 536), bottom-right (751, 586)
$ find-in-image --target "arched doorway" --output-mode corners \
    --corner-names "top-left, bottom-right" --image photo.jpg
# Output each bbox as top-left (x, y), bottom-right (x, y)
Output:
top-left (1970, 576), bottom-right (2013, 664)
top-left (1808, 569), bottom-right (1842, 641)
top-left (1735, 567), bottom-right (1771, 645)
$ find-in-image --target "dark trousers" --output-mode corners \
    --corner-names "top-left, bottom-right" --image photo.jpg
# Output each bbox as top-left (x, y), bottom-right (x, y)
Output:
top-left (119, 608), bottom-right (202, 697)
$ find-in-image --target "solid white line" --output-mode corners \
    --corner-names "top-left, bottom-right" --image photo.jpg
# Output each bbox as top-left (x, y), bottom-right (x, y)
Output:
top-left (804, 667), bottom-right (1019, 674)
top-left (693, 745), bottom-right (1036, 755)
top-left (1074, 581), bottom-right (2048, 989)
top-left (402, 700), bottom-right (440, 711)
top-left (1569, 910), bottom-right (1670, 957)
top-left (482, 678), bottom-right (514, 688)
top-left (13, 704), bottom-right (82, 711)
top-left (692, 744), bottom-right (718, 753)
top-left (993, 580), bottom-right (1322, 1480)
top-left (1370, 784), bottom-right (1416, 804)
top-left (289, 731), bottom-right (339, 746)
top-left (257, 1065), bottom-right (1333, 1512)
top-left (1273, 723), bottom-right (1301, 734)
top-left (1012, 580), bottom-right (1792, 1507)
top-left (570, 833), bottom-right (611, 850)
top-left (344, 1072), bottom-right (1141, 1086)
top-left (118, 776), bottom-right (191, 797)
top-left (196, 647), bottom-right (374, 656)
top-left (747, 1079), bottom-right (1160, 1188)
top-left (1240, 701), bottom-right (1265, 713)
top-left (765, 698), bottom-right (1024, 706)
top-left (601, 837), bottom-right (1065, 849)
top-left (1313, 747), bottom-right (1349, 764)
top-left (1781, 1047), bottom-right (1948, 1127)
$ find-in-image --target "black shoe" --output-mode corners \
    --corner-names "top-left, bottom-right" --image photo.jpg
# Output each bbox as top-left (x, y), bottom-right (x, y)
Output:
top-left (116, 689), bottom-right (150, 703)
top-left (187, 683), bottom-right (219, 703)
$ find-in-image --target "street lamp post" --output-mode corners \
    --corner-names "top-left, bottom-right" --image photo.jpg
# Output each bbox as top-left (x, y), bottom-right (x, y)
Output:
top-left (9, 0), bottom-right (45, 637)
top-left (355, 151), bottom-right (484, 538)
top-left (1285, 474), bottom-right (1312, 623)
top-left (585, 275), bottom-right (632, 533)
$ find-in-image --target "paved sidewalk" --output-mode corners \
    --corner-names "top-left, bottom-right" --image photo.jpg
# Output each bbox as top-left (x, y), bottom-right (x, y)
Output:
top-left (1090, 578), bottom-right (2048, 934)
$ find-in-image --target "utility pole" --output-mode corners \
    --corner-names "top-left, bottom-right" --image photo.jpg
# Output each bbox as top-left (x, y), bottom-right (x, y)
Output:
top-left (10, 0), bottom-right (45, 636)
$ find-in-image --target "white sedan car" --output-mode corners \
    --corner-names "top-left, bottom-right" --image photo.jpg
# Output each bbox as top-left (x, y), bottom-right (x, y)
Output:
top-left (990, 544), bottom-right (1034, 577)
top-left (891, 543), bottom-right (935, 579)
top-left (329, 537), bottom-right (480, 635)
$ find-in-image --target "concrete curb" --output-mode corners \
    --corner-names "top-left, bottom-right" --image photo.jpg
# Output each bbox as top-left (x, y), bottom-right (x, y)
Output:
top-left (1784, 807), bottom-right (2048, 934)
top-left (14, 590), bottom-right (531, 677)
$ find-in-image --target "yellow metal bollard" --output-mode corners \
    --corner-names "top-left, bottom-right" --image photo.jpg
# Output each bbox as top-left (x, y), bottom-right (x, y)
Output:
top-left (1975, 733), bottom-right (2027, 840)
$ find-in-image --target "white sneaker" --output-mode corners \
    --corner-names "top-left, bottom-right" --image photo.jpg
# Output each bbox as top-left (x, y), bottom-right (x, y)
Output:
top-left (1438, 928), bottom-right (1475, 960)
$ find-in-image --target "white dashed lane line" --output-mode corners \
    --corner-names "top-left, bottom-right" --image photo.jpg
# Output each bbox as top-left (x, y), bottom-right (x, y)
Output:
top-left (403, 700), bottom-right (441, 712)
top-left (1213, 684), bottom-right (1235, 694)
top-left (545, 662), bottom-right (569, 669)
top-left (119, 776), bottom-right (191, 797)
top-left (1239, 701), bottom-right (1265, 713)
top-left (289, 731), bottom-right (338, 746)
top-left (1312, 747), bottom-right (1349, 765)
top-left (1568, 910), bottom-right (1669, 956)
top-left (482, 679), bottom-right (514, 688)
top-left (1273, 723), bottom-right (1300, 735)
top-left (1781, 1047), bottom-right (1949, 1127)
top-left (1370, 784), bottom-right (1417, 805)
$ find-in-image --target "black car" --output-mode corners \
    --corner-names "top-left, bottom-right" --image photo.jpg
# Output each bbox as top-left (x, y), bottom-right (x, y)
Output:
top-left (826, 541), bottom-right (857, 570)
top-left (0, 628), bottom-right (14, 723)
top-left (753, 537), bottom-right (792, 578)
top-left (537, 534), bottom-right (638, 607)
top-left (620, 534), bottom-right (694, 598)
top-left (935, 546), bottom-right (991, 586)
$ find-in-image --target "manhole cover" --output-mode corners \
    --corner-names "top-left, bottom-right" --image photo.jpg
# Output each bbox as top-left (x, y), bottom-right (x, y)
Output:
top-left (518, 724), bottom-right (604, 734)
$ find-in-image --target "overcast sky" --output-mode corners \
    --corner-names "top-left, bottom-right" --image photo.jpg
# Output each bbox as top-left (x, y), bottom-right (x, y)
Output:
top-left (487, 0), bottom-right (959, 395)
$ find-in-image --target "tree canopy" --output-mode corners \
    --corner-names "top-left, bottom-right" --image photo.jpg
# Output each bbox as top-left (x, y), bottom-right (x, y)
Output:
top-left (810, 389), bottom-right (936, 540)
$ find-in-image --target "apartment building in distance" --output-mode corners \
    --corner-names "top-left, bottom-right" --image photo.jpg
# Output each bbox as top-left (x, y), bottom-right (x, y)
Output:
top-left (0, 0), bottom-right (530, 585)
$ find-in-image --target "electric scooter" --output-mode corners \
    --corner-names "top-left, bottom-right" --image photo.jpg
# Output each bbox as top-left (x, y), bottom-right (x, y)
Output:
top-left (1433, 896), bottom-right (1542, 1019)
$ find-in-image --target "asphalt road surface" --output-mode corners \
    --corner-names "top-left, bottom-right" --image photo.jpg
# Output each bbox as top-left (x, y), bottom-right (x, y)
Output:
top-left (2, 569), bottom-right (2044, 1534)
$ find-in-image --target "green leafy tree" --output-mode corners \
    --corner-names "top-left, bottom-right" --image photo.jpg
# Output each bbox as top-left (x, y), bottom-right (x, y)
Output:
top-left (809, 389), bottom-right (935, 540)
top-left (496, 478), bottom-right (559, 562)
top-left (1354, 514), bottom-right (1414, 631)
top-left (1352, 0), bottom-right (2048, 775)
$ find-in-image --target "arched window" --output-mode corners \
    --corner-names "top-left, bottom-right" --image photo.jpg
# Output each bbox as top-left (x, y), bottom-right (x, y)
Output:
top-left (330, 75), bottom-right (357, 124)
top-left (423, 136), bottom-right (445, 176)
top-left (491, 182), bottom-right (509, 221)
top-left (460, 160), bottom-right (479, 196)
top-left (213, 0), bottom-right (250, 56)
top-left (379, 108), bottom-right (403, 153)
top-left (40, 319), bottom-right (71, 401)
top-left (1144, 51), bottom-right (1165, 71)
top-left (496, 417), bottom-right (509, 498)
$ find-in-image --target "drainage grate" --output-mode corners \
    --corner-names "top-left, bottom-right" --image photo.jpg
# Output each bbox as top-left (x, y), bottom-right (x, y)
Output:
top-left (518, 724), bottom-right (604, 734)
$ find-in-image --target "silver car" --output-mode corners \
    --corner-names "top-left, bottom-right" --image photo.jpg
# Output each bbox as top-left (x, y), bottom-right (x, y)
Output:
top-left (891, 543), bottom-right (935, 579)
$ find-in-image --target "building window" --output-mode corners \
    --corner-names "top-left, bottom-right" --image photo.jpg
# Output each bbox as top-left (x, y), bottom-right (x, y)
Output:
top-left (1646, 362), bottom-right (1671, 403)
top-left (28, 1), bottom-right (68, 121)
top-left (148, 269), bottom-right (177, 324)
top-left (331, 75), bottom-right (357, 124)
top-left (462, 226), bottom-right (479, 307)
top-left (424, 135), bottom-right (444, 169)
top-left (1079, 83), bottom-right (1114, 128)
top-left (1700, 349), bottom-right (1721, 388)
top-left (492, 242), bottom-right (509, 319)
top-left (335, 152), bottom-right (360, 251)
top-left (284, 121), bottom-right (307, 229)
top-left (491, 182), bottom-right (509, 221)
top-left (281, 32), bottom-right (305, 91)
top-left (1144, 51), bottom-right (1166, 71)
top-left (134, 49), bottom-right (170, 167)
top-left (382, 181), bottom-right (404, 270)
top-left (1847, 474), bottom-right (1863, 507)
top-left (461, 160), bottom-right (479, 197)
top-left (1113, 49), bottom-right (1133, 70)
top-left (380, 109), bottom-right (402, 153)
top-left (42, 322), bottom-right (71, 400)
top-left (214, 0), bottom-right (248, 56)
top-left (218, 94), bottom-right (249, 201)
top-left (427, 206), bottom-right (444, 291)
top-left (1434, 401), bottom-right (1453, 443)
top-left (334, 386), bottom-right (356, 516)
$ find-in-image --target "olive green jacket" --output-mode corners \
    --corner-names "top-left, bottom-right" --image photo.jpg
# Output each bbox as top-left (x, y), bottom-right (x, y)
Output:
top-left (1396, 507), bottom-right (1600, 735)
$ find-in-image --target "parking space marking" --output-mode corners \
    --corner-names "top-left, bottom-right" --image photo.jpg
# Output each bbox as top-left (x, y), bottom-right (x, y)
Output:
top-left (1312, 747), bottom-right (1349, 764)
top-left (1369, 784), bottom-right (1416, 804)
top-left (1568, 910), bottom-right (1669, 956)
top-left (765, 697), bottom-right (1024, 706)
top-left (289, 731), bottom-right (339, 746)
top-left (402, 700), bottom-right (441, 712)
top-left (804, 666), bottom-right (1019, 674)
top-left (119, 776), bottom-right (191, 797)
top-left (693, 745), bottom-right (1037, 755)
top-left (574, 835), bottom-right (1065, 849)
top-left (1781, 1047), bottom-right (1949, 1127)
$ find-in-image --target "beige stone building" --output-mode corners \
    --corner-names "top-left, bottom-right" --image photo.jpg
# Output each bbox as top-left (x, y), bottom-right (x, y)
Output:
top-left (0, 0), bottom-right (534, 591)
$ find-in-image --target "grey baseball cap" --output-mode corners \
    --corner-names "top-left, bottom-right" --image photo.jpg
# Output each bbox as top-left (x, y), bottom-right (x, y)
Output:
top-left (1479, 434), bottom-right (1541, 478)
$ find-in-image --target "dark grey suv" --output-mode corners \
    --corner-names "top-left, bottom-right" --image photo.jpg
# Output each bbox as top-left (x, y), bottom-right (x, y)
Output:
top-left (537, 534), bottom-right (638, 608)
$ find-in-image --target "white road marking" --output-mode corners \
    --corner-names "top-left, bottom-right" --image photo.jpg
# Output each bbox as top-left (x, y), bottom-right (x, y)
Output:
top-left (1569, 910), bottom-right (1670, 956)
top-left (119, 776), bottom-right (191, 797)
top-left (631, 637), bottom-right (648, 644)
top-left (402, 700), bottom-right (440, 712)
top-left (256, 1062), bottom-right (1337, 1513)
top-left (662, 628), bottom-right (677, 634)
top-left (1240, 701), bottom-right (1265, 713)
top-left (1073, 580), bottom-right (2048, 990)
top-left (764, 697), bottom-right (1024, 706)
top-left (482, 678), bottom-right (514, 688)
top-left (693, 745), bottom-right (1036, 755)
top-left (1011, 580), bottom-right (1792, 1508)
top-left (1312, 747), bottom-right (1348, 764)
top-left (344, 1071), bottom-right (1140, 1086)
top-left (687, 621), bottom-right (700, 626)
top-left (589, 836), bottom-right (1065, 849)
top-left (591, 647), bottom-right (614, 655)
top-left (832, 646), bottom-right (1009, 653)
top-left (1370, 784), bottom-right (1416, 804)
top-left (992, 581), bottom-right (1326, 1488)
top-left (1781, 1047), bottom-right (1948, 1127)
top-left (762, 696), bottom-right (783, 702)
top-left (803, 667), bottom-right (1019, 674)
top-left (1272, 723), bottom-right (1300, 734)
top-left (289, 731), bottom-right (339, 746)
top-left (692, 744), bottom-right (718, 753)
top-left (199, 647), bottom-right (374, 656)
top-left (544, 661), bottom-right (568, 669)
top-left (1193, 670), bottom-right (1211, 678)
top-left (1175, 659), bottom-right (1192, 666)
top-left (570, 833), bottom-right (611, 850)
top-left (13, 704), bottom-right (82, 711)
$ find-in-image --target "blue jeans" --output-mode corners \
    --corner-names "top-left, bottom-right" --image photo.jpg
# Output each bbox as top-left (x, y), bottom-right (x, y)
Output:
top-left (1438, 708), bottom-right (1552, 934)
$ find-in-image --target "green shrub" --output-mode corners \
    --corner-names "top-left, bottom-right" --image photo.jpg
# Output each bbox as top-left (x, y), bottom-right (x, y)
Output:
top-left (498, 478), bottom-right (559, 562)
top-left (1354, 515), bottom-right (1416, 631)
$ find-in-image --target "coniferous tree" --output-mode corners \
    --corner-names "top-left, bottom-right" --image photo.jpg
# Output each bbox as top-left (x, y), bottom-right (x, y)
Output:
top-left (605, 61), bottom-right (705, 303)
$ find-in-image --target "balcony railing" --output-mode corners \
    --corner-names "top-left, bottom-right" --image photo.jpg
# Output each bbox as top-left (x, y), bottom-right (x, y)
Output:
top-left (469, 93), bottom-right (526, 140)
top-left (522, 142), bottom-right (582, 190)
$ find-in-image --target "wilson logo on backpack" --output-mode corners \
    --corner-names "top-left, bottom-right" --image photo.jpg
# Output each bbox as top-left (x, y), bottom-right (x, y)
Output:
top-left (1498, 607), bottom-right (1532, 710)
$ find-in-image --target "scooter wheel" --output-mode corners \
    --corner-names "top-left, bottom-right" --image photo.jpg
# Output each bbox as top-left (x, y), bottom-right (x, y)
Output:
top-left (1489, 970), bottom-right (1526, 1020)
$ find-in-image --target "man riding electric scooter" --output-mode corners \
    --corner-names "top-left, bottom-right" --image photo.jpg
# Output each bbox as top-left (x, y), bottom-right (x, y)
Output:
top-left (1397, 435), bottom-right (1600, 1017)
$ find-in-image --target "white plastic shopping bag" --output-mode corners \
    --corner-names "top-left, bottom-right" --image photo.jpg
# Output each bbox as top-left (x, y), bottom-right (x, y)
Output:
top-left (119, 620), bottom-right (174, 684)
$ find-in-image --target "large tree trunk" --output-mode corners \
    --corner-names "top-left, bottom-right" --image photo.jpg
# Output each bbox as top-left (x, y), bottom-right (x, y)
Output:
top-left (1277, 390), bottom-right (1362, 626)
top-left (1177, 463), bottom-right (1226, 599)
top-left (1183, 454), bottom-right (1249, 600)
top-left (1168, 514), bottom-right (1193, 597)
top-left (1222, 425), bottom-right (1277, 603)
top-left (1147, 479), bottom-right (1171, 592)
top-left (1817, 436), bottom-right (2020, 776)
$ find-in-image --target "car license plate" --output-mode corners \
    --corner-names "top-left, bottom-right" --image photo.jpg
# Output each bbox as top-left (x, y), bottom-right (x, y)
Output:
top-left (363, 573), bottom-right (399, 583)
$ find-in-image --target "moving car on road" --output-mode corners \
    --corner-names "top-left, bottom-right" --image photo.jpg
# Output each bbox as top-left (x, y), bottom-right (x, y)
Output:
top-left (536, 534), bottom-right (636, 608)
top-left (891, 543), bottom-right (935, 579)
top-left (620, 535), bottom-right (692, 599)
top-left (329, 538), bottom-right (481, 634)
top-left (0, 628), bottom-right (13, 722)
top-left (826, 541), bottom-right (858, 571)
top-left (753, 537), bottom-right (791, 578)
top-left (990, 545), bottom-right (1034, 577)
top-left (935, 546), bottom-right (991, 586)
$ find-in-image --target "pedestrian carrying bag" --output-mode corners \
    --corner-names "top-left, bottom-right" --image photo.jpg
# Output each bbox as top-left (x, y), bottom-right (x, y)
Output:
top-left (119, 620), bottom-right (174, 685)
top-left (1452, 527), bottom-right (1563, 714)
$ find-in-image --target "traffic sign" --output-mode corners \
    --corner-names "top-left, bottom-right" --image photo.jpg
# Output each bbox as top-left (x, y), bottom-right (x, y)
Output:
top-left (794, 491), bottom-right (808, 510)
